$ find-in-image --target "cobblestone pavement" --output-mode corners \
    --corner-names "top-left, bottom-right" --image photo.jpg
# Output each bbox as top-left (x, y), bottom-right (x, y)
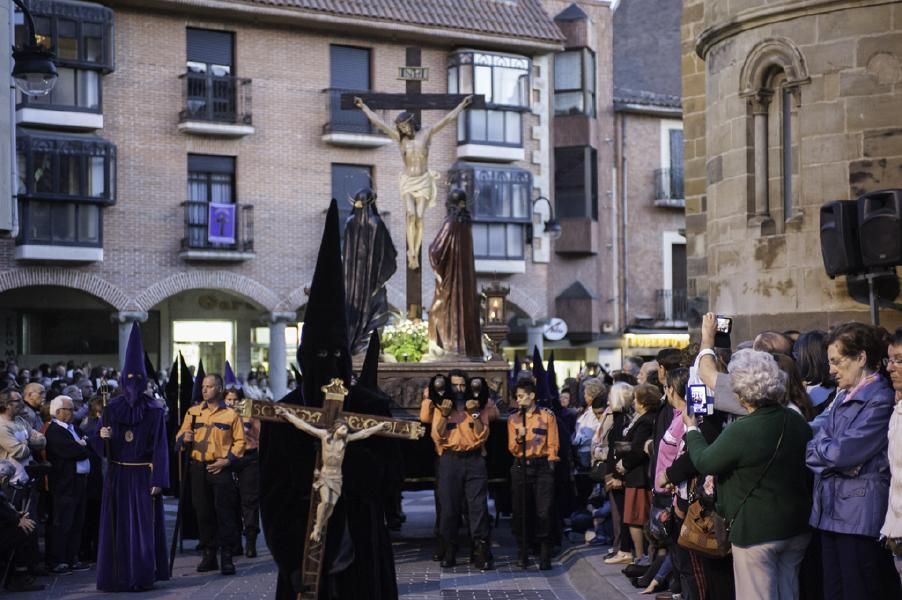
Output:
top-left (10, 492), bottom-right (645, 599)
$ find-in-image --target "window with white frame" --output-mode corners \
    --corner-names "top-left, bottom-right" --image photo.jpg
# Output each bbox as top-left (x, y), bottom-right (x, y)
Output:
top-left (448, 50), bottom-right (530, 147)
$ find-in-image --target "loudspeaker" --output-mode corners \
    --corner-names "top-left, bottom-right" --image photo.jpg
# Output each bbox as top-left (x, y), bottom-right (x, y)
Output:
top-left (858, 189), bottom-right (902, 268)
top-left (820, 200), bottom-right (862, 278)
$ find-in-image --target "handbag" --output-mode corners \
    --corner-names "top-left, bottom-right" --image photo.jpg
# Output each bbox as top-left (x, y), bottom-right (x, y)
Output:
top-left (678, 413), bottom-right (787, 558)
top-left (589, 460), bottom-right (607, 483)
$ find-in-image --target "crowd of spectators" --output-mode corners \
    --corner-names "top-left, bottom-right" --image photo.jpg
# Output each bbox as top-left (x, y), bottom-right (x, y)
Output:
top-left (539, 314), bottom-right (902, 600)
top-left (0, 359), bottom-right (277, 592)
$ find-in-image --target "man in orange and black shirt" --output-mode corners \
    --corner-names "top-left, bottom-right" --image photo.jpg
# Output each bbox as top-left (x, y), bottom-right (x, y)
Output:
top-left (175, 374), bottom-right (245, 575)
top-left (508, 378), bottom-right (559, 570)
top-left (426, 369), bottom-right (494, 570)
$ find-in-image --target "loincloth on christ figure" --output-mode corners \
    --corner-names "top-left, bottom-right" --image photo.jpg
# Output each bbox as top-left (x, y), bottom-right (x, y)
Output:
top-left (313, 466), bottom-right (343, 495)
top-left (399, 171), bottom-right (441, 209)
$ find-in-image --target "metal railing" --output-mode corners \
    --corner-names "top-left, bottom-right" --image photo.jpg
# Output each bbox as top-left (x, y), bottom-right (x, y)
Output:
top-left (180, 201), bottom-right (254, 252)
top-left (654, 168), bottom-right (684, 203)
top-left (179, 73), bottom-right (252, 125)
top-left (322, 88), bottom-right (378, 135)
top-left (656, 288), bottom-right (688, 322)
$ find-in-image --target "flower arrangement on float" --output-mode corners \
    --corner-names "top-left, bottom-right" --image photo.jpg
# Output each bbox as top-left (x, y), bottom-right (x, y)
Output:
top-left (380, 316), bottom-right (429, 363)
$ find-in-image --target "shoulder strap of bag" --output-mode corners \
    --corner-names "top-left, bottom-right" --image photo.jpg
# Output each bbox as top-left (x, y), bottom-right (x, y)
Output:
top-left (727, 412), bottom-right (787, 528)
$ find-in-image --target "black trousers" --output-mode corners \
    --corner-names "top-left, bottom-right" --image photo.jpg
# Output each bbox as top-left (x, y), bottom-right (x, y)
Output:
top-left (233, 451), bottom-right (260, 536)
top-left (821, 530), bottom-right (902, 600)
top-left (190, 461), bottom-right (240, 550)
top-left (669, 514), bottom-right (700, 600)
top-left (438, 450), bottom-right (490, 547)
top-left (510, 459), bottom-right (554, 544)
top-left (49, 475), bottom-right (87, 566)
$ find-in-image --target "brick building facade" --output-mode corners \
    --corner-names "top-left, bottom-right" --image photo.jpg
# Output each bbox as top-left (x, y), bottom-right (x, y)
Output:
top-left (1, 0), bottom-right (687, 390)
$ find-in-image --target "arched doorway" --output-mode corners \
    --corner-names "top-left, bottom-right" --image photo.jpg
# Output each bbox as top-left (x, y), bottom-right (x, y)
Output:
top-left (151, 289), bottom-right (301, 385)
top-left (0, 285), bottom-right (144, 370)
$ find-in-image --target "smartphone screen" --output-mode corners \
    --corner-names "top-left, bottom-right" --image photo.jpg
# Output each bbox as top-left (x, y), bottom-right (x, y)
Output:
top-left (688, 384), bottom-right (710, 416)
top-left (715, 316), bottom-right (732, 334)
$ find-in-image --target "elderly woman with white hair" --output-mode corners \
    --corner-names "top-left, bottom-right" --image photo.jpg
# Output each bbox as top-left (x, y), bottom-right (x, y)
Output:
top-left (684, 349), bottom-right (813, 600)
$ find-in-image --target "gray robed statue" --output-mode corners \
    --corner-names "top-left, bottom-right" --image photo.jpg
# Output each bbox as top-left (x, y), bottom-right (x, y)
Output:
top-left (343, 188), bottom-right (397, 355)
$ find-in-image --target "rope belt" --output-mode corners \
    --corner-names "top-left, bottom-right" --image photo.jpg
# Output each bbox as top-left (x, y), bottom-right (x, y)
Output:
top-left (112, 460), bottom-right (153, 470)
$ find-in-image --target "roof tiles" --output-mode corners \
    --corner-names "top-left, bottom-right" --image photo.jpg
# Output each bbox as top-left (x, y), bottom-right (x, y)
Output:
top-left (234, 0), bottom-right (563, 42)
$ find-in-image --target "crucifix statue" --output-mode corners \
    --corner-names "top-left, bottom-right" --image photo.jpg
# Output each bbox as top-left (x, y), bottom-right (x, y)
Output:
top-left (238, 379), bottom-right (424, 600)
top-left (353, 94), bottom-right (474, 271)
top-left (274, 406), bottom-right (389, 543)
top-left (342, 49), bottom-right (485, 319)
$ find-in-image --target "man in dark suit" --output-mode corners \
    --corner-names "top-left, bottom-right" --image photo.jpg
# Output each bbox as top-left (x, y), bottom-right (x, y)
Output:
top-left (45, 395), bottom-right (91, 574)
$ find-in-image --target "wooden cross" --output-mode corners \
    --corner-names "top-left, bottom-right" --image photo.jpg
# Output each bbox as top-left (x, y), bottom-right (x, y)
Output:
top-left (238, 379), bottom-right (425, 600)
top-left (340, 47), bottom-right (486, 320)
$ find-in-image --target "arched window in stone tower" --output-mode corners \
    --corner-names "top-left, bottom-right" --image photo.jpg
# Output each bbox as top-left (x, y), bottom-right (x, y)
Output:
top-left (739, 38), bottom-right (809, 234)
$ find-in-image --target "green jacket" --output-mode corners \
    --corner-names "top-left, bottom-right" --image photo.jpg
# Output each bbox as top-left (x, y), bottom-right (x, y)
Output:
top-left (686, 405), bottom-right (813, 547)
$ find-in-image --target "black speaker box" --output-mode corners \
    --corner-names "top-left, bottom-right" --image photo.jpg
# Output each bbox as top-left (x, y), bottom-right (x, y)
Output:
top-left (820, 200), bottom-right (863, 278)
top-left (858, 189), bottom-right (902, 268)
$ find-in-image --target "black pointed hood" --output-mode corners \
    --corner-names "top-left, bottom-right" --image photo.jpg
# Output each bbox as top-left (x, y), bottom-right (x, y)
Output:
top-left (357, 330), bottom-right (381, 391)
top-left (299, 199), bottom-right (352, 406)
top-left (191, 359), bottom-right (206, 405)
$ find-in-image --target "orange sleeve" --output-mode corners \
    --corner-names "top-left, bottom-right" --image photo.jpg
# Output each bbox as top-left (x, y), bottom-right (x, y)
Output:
top-left (507, 414), bottom-right (518, 456)
top-left (546, 411), bottom-right (560, 462)
top-left (419, 399), bottom-right (434, 424)
top-left (229, 412), bottom-right (246, 460)
top-left (175, 408), bottom-right (193, 447)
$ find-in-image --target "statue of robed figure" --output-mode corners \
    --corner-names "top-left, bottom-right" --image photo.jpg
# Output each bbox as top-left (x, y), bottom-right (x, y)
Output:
top-left (343, 188), bottom-right (397, 355)
top-left (427, 189), bottom-right (483, 358)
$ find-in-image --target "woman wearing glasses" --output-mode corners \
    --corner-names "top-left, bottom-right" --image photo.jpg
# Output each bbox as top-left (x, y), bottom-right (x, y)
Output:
top-left (806, 322), bottom-right (901, 599)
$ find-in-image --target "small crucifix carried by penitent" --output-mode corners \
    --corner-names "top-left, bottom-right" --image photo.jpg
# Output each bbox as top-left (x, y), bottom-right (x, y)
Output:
top-left (341, 48), bottom-right (485, 319)
top-left (239, 379), bottom-right (425, 600)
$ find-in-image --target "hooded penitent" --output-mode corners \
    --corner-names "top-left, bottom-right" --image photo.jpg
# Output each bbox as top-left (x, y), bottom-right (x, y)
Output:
top-left (343, 188), bottom-right (397, 356)
top-left (224, 361), bottom-right (240, 390)
top-left (191, 359), bottom-right (206, 405)
top-left (93, 322), bottom-right (170, 591)
top-left (259, 200), bottom-right (397, 600)
top-left (531, 347), bottom-right (574, 536)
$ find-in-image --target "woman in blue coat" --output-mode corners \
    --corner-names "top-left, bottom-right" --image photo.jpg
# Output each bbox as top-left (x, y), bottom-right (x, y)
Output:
top-left (806, 322), bottom-right (901, 599)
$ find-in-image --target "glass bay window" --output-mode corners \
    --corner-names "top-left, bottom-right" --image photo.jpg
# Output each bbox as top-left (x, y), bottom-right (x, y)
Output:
top-left (449, 163), bottom-right (531, 260)
top-left (15, 0), bottom-right (114, 112)
top-left (554, 48), bottom-right (596, 117)
top-left (448, 51), bottom-right (530, 147)
top-left (16, 129), bottom-right (116, 247)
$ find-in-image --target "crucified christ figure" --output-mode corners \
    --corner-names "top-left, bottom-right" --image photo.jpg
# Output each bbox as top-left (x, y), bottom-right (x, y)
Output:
top-left (274, 405), bottom-right (390, 542)
top-left (354, 95), bottom-right (474, 270)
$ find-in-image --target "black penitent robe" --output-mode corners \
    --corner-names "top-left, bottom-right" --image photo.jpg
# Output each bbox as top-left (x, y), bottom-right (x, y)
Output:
top-left (259, 386), bottom-right (398, 600)
top-left (343, 202), bottom-right (397, 356)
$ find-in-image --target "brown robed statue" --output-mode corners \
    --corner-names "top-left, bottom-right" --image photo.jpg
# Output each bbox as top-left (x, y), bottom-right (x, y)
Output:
top-left (239, 380), bottom-right (424, 599)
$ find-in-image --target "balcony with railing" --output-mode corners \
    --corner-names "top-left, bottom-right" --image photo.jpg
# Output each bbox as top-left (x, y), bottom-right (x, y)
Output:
top-left (179, 201), bottom-right (255, 261)
top-left (321, 88), bottom-right (391, 148)
top-left (654, 168), bottom-right (685, 208)
top-left (178, 73), bottom-right (254, 137)
top-left (655, 289), bottom-right (688, 324)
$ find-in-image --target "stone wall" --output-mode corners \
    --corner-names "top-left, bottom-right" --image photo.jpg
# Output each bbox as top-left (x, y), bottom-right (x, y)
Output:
top-left (686, 0), bottom-right (902, 340)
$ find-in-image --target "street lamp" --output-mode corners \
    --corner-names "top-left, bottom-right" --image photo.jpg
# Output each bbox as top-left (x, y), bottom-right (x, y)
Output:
top-left (481, 281), bottom-right (510, 358)
top-left (11, 0), bottom-right (57, 96)
top-left (527, 195), bottom-right (562, 242)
